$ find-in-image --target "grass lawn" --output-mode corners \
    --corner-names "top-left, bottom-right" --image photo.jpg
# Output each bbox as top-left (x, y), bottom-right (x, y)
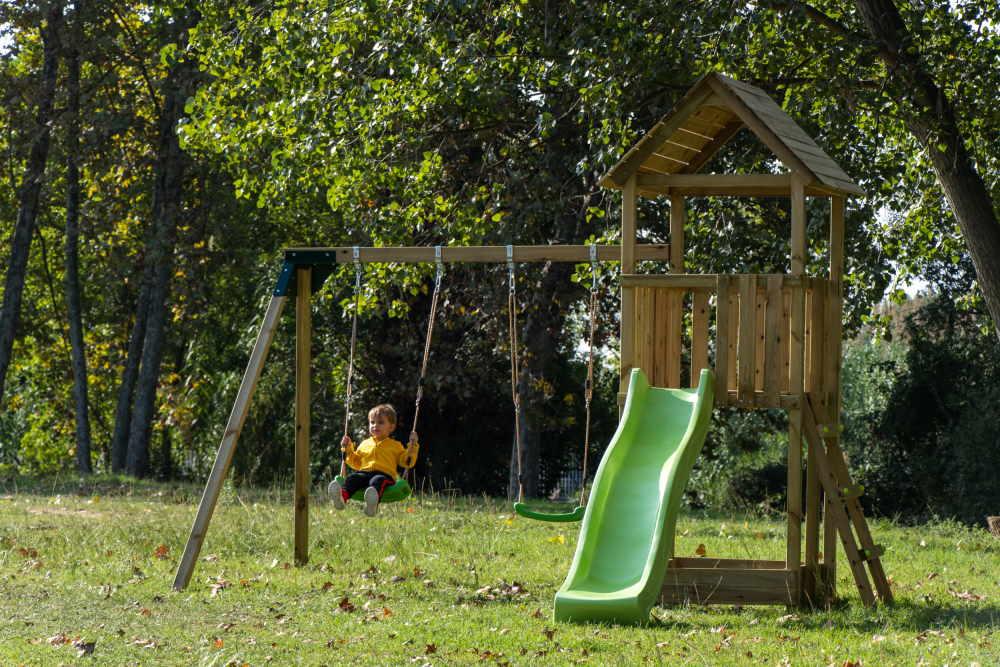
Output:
top-left (1, 476), bottom-right (997, 665)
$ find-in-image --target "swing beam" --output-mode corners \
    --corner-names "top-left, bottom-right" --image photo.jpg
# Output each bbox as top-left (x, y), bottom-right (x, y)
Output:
top-left (173, 243), bottom-right (671, 590)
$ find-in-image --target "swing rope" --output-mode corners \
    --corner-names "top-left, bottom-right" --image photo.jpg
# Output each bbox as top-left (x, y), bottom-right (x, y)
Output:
top-left (509, 245), bottom-right (599, 522)
top-left (341, 247), bottom-right (362, 479)
top-left (579, 245), bottom-right (599, 507)
top-left (507, 246), bottom-right (525, 503)
top-left (406, 246), bottom-right (444, 483)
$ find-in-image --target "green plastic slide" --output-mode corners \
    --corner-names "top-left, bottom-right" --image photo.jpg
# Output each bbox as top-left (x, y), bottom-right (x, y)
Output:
top-left (553, 367), bottom-right (715, 624)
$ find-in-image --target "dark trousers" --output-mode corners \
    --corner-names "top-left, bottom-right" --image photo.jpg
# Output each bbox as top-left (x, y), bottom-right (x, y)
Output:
top-left (343, 470), bottom-right (394, 499)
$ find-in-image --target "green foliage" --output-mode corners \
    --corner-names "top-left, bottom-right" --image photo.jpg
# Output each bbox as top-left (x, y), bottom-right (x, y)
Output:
top-left (845, 296), bottom-right (1000, 524)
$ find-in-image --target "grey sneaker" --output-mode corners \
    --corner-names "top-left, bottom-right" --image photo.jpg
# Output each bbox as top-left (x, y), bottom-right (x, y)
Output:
top-left (363, 486), bottom-right (379, 517)
top-left (328, 480), bottom-right (346, 510)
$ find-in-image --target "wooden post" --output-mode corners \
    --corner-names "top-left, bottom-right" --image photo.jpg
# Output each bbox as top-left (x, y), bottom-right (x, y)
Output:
top-left (714, 276), bottom-right (730, 405)
top-left (295, 267), bottom-right (311, 565)
top-left (173, 295), bottom-right (287, 590)
top-left (823, 195), bottom-right (846, 597)
top-left (787, 175), bottom-right (807, 584)
top-left (620, 176), bottom-right (637, 410)
top-left (668, 195), bottom-right (685, 388)
top-left (691, 291), bottom-right (709, 388)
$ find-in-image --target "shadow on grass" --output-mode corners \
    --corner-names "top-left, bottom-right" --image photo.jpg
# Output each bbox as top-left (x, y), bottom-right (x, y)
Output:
top-left (791, 597), bottom-right (1000, 632)
top-left (0, 474), bottom-right (204, 503)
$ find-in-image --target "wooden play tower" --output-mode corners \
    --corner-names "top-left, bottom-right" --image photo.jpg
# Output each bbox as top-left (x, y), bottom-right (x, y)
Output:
top-left (605, 72), bottom-right (890, 606)
top-left (174, 72), bottom-right (890, 608)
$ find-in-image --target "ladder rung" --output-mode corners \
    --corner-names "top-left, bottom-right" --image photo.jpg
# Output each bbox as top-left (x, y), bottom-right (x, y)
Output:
top-left (840, 484), bottom-right (864, 500)
top-left (861, 545), bottom-right (885, 561)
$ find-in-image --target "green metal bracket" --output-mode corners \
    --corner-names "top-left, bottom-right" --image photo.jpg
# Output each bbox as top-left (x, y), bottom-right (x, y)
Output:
top-left (275, 250), bottom-right (342, 297)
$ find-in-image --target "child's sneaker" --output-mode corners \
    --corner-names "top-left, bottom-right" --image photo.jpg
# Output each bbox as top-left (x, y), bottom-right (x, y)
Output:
top-left (363, 487), bottom-right (379, 517)
top-left (328, 480), bottom-right (346, 510)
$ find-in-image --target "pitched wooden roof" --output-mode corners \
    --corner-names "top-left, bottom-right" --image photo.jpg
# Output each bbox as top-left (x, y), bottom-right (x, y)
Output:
top-left (601, 72), bottom-right (864, 197)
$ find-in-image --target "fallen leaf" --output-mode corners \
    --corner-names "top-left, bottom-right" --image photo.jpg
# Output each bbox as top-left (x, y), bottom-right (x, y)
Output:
top-left (210, 578), bottom-right (231, 597)
top-left (214, 638), bottom-right (224, 648)
top-left (338, 597), bottom-right (356, 613)
top-left (776, 614), bottom-right (799, 625)
top-left (153, 544), bottom-right (169, 560)
top-left (321, 581), bottom-right (335, 592)
top-left (531, 608), bottom-right (544, 619)
top-left (548, 534), bottom-right (565, 545)
top-left (542, 627), bottom-right (556, 640)
top-left (73, 639), bottom-right (96, 656)
top-left (695, 544), bottom-right (707, 557)
top-left (949, 589), bottom-right (985, 601)
top-left (425, 643), bottom-right (437, 654)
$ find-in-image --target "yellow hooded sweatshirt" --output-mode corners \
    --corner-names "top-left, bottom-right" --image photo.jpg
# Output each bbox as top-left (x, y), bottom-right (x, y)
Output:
top-left (345, 436), bottom-right (419, 480)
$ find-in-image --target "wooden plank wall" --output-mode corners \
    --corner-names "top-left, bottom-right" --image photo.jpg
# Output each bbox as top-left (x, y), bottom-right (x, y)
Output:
top-left (629, 274), bottom-right (833, 409)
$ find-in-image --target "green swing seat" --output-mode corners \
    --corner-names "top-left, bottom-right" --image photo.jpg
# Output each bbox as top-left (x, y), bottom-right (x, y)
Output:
top-left (334, 474), bottom-right (412, 503)
top-left (514, 501), bottom-right (585, 522)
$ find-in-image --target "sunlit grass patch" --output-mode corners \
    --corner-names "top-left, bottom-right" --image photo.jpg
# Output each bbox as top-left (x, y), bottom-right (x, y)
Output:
top-left (0, 476), bottom-right (997, 665)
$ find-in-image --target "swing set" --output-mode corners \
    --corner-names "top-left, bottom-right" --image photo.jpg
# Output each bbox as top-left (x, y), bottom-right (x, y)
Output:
top-left (172, 243), bottom-right (670, 591)
top-left (174, 74), bottom-right (890, 617)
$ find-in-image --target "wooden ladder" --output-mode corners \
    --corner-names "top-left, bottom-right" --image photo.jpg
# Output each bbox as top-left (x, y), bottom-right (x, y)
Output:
top-left (802, 397), bottom-right (893, 606)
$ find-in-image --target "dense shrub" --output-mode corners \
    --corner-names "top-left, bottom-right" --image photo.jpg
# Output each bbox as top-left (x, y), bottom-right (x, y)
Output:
top-left (843, 296), bottom-right (1000, 525)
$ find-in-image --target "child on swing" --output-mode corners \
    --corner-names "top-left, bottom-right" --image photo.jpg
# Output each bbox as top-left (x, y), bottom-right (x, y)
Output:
top-left (329, 404), bottom-right (419, 517)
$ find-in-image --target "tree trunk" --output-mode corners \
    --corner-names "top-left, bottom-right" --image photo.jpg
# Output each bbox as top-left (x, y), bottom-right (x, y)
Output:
top-left (111, 280), bottom-right (150, 472)
top-left (124, 48), bottom-right (191, 478)
top-left (0, 2), bottom-right (63, 408)
top-left (853, 0), bottom-right (1000, 334)
top-left (65, 0), bottom-right (92, 474)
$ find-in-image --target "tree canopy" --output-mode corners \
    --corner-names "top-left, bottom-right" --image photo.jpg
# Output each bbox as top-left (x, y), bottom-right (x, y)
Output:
top-left (0, 1), bottom-right (997, 521)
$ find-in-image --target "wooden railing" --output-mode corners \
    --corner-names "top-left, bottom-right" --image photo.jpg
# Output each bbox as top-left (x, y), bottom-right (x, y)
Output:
top-left (622, 274), bottom-right (841, 410)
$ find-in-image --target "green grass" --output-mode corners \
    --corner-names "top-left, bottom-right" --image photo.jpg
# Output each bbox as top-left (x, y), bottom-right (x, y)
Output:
top-left (1, 475), bottom-right (997, 665)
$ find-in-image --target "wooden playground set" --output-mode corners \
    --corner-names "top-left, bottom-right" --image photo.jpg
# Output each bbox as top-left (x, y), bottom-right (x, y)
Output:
top-left (173, 73), bottom-right (892, 615)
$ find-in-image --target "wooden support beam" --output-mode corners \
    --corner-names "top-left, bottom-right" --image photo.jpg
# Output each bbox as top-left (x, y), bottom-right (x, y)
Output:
top-left (662, 563), bottom-right (799, 606)
top-left (830, 196), bottom-right (845, 281)
top-left (691, 291), bottom-right (709, 388)
top-left (639, 172), bottom-right (792, 191)
top-left (824, 196), bottom-right (846, 592)
top-left (787, 409), bottom-right (804, 576)
top-left (173, 296), bottom-right (287, 590)
top-left (801, 402), bottom-right (880, 606)
top-left (668, 195), bottom-right (685, 388)
top-left (285, 244), bottom-right (673, 266)
top-left (714, 276), bottom-right (730, 404)
top-left (620, 176), bottom-right (637, 410)
top-left (295, 268), bottom-right (311, 566)
top-left (622, 274), bottom-right (810, 289)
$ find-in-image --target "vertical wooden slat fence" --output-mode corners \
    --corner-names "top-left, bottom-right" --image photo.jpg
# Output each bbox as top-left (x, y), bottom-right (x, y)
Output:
top-left (623, 274), bottom-right (840, 409)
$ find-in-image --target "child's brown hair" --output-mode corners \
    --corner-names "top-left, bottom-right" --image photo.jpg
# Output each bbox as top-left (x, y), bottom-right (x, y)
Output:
top-left (368, 403), bottom-right (397, 426)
